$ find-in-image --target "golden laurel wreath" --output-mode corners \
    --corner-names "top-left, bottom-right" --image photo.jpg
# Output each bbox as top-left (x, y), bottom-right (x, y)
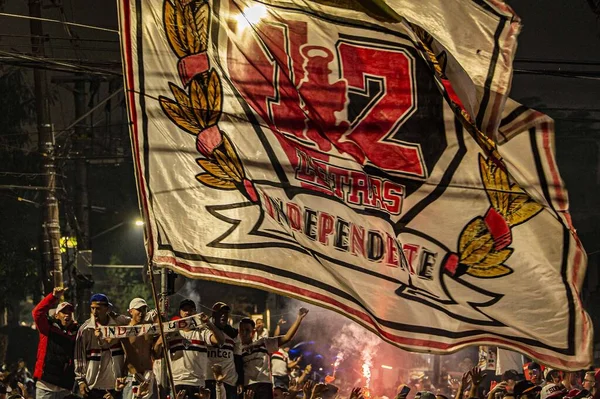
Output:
top-left (158, 0), bottom-right (544, 279)
top-left (159, 0), bottom-right (258, 201)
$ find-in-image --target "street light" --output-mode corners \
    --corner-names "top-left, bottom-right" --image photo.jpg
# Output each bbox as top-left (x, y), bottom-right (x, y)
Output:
top-left (91, 219), bottom-right (144, 240)
top-left (236, 4), bottom-right (267, 30)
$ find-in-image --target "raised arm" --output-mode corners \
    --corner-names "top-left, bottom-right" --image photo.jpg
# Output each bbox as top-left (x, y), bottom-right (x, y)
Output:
top-left (201, 313), bottom-right (226, 346)
top-left (288, 355), bottom-right (303, 369)
top-left (32, 288), bottom-right (64, 333)
top-left (273, 318), bottom-right (286, 337)
top-left (277, 308), bottom-right (308, 347)
top-left (467, 368), bottom-right (486, 399)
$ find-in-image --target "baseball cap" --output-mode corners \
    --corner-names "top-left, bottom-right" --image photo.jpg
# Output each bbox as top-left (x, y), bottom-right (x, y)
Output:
top-left (503, 370), bottom-right (519, 382)
top-left (541, 384), bottom-right (567, 399)
top-left (90, 293), bottom-right (111, 306)
top-left (212, 301), bottom-right (231, 314)
top-left (179, 299), bottom-right (196, 310)
top-left (128, 298), bottom-right (148, 311)
top-left (544, 368), bottom-right (557, 382)
top-left (56, 302), bottom-right (74, 314)
top-left (514, 381), bottom-right (542, 398)
top-left (528, 362), bottom-right (541, 371)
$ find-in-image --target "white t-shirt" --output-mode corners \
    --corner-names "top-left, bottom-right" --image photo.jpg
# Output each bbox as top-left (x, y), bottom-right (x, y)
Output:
top-left (170, 328), bottom-right (214, 386)
top-left (270, 350), bottom-right (289, 377)
top-left (206, 336), bottom-right (242, 386)
top-left (242, 337), bottom-right (278, 386)
top-left (253, 329), bottom-right (269, 342)
top-left (92, 346), bottom-right (120, 390)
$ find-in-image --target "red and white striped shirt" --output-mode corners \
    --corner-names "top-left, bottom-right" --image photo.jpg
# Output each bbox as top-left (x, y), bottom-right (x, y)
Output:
top-left (206, 336), bottom-right (241, 386)
top-left (169, 328), bottom-right (214, 386)
top-left (270, 350), bottom-right (289, 377)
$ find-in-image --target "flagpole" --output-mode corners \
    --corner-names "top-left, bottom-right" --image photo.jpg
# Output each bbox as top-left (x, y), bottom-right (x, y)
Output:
top-left (148, 262), bottom-right (177, 397)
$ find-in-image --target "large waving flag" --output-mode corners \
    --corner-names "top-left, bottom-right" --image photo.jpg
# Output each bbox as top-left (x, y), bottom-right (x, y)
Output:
top-left (118, 0), bottom-right (593, 368)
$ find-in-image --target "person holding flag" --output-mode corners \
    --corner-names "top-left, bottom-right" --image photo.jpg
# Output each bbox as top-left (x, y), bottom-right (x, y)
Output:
top-left (155, 299), bottom-right (225, 399)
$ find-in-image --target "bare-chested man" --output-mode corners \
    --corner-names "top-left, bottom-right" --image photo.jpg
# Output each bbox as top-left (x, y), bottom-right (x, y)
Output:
top-left (120, 298), bottom-right (157, 399)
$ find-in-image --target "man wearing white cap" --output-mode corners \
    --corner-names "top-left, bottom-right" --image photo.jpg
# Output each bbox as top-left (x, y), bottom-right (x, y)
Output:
top-left (32, 286), bottom-right (78, 399)
top-left (121, 298), bottom-right (158, 399)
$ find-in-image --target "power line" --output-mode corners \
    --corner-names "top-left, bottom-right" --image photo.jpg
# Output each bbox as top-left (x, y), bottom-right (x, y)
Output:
top-left (515, 58), bottom-right (600, 66)
top-left (0, 171), bottom-right (48, 176)
top-left (55, 88), bottom-right (124, 139)
top-left (0, 123), bottom-right (130, 138)
top-left (0, 50), bottom-right (121, 76)
top-left (0, 184), bottom-right (50, 191)
top-left (0, 12), bottom-right (119, 34)
top-left (536, 107), bottom-right (600, 112)
top-left (0, 33), bottom-right (119, 44)
top-left (514, 68), bottom-right (600, 81)
top-left (0, 43), bottom-right (119, 53)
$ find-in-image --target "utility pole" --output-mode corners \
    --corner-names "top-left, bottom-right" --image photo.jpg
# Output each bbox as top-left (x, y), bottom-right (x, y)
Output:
top-left (73, 76), bottom-right (93, 320)
top-left (29, 0), bottom-right (63, 290)
top-left (74, 77), bottom-right (90, 250)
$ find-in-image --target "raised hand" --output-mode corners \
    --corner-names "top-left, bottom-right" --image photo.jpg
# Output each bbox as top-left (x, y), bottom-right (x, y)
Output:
top-left (470, 367), bottom-right (486, 388)
top-left (303, 380), bottom-right (315, 399)
top-left (277, 317), bottom-right (287, 326)
top-left (136, 380), bottom-right (151, 398)
top-left (288, 379), bottom-right (301, 394)
top-left (79, 381), bottom-right (90, 397)
top-left (298, 308), bottom-right (309, 319)
top-left (460, 370), bottom-right (471, 388)
top-left (53, 286), bottom-right (67, 298)
top-left (491, 382), bottom-right (507, 393)
top-left (212, 364), bottom-right (225, 382)
top-left (17, 382), bottom-right (30, 399)
top-left (200, 312), bottom-right (210, 324)
top-left (349, 387), bottom-right (364, 399)
top-left (195, 388), bottom-right (211, 399)
top-left (114, 377), bottom-right (127, 392)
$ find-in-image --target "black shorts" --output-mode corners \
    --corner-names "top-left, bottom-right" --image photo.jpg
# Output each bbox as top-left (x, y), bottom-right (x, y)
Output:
top-left (272, 375), bottom-right (290, 390)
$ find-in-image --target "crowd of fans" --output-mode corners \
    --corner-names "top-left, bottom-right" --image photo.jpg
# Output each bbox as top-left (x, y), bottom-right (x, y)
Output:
top-left (0, 287), bottom-right (597, 399)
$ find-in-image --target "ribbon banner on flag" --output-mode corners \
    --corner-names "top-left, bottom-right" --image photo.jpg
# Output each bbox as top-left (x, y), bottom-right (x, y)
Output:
top-left (118, 0), bottom-right (593, 368)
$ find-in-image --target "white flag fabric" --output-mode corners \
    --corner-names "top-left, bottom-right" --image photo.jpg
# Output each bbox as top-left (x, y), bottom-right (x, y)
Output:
top-left (118, 0), bottom-right (593, 369)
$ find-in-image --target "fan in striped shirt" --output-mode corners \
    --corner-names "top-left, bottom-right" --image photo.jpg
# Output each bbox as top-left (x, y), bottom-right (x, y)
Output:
top-left (239, 308), bottom-right (309, 399)
top-left (155, 299), bottom-right (225, 399)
